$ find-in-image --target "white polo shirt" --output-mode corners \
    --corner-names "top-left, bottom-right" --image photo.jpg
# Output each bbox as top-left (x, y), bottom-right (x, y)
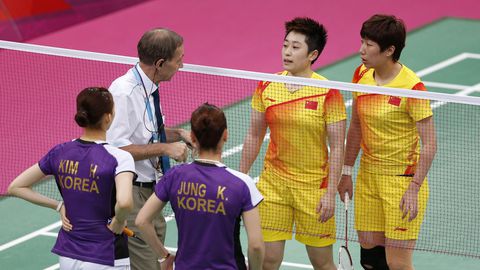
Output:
top-left (107, 64), bottom-right (165, 183)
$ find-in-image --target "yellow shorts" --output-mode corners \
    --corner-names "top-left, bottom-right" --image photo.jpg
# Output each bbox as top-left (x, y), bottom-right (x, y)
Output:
top-left (257, 170), bottom-right (336, 247)
top-left (354, 169), bottom-right (429, 240)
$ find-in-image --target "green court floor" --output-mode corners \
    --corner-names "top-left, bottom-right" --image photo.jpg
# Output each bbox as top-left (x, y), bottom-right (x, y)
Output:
top-left (1, 18), bottom-right (480, 269)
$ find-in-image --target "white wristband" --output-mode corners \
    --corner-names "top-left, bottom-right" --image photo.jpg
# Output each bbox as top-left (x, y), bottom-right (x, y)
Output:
top-left (158, 252), bottom-right (170, 263)
top-left (56, 201), bottom-right (63, 212)
top-left (342, 165), bottom-right (353, 176)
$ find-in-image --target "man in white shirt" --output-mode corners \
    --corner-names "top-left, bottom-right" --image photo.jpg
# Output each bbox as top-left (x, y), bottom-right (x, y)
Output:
top-left (107, 28), bottom-right (190, 270)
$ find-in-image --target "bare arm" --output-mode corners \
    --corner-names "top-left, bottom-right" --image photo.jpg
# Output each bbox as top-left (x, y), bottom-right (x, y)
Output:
top-left (412, 116), bottom-right (437, 185)
top-left (327, 120), bottom-right (346, 194)
top-left (120, 142), bottom-right (187, 163)
top-left (109, 172), bottom-right (134, 233)
top-left (8, 164), bottom-right (72, 231)
top-left (338, 100), bottom-right (362, 201)
top-left (242, 207), bottom-right (264, 270)
top-left (344, 100), bottom-right (362, 167)
top-left (8, 164), bottom-right (60, 210)
top-left (239, 110), bottom-right (267, 174)
top-left (164, 128), bottom-right (192, 146)
top-left (400, 116), bottom-right (437, 221)
top-left (135, 194), bottom-right (170, 258)
top-left (317, 120), bottom-right (346, 222)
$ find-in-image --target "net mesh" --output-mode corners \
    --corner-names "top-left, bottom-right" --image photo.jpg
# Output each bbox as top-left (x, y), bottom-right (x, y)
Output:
top-left (1, 41), bottom-right (480, 258)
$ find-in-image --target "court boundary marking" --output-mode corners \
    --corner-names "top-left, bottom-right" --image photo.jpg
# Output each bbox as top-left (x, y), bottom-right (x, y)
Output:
top-left (1, 52), bottom-right (480, 269)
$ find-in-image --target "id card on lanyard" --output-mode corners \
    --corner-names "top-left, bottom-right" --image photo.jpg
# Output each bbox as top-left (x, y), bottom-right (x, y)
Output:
top-left (132, 64), bottom-right (163, 181)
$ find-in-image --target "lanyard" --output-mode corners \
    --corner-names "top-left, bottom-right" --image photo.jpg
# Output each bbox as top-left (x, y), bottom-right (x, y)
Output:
top-left (132, 64), bottom-right (159, 141)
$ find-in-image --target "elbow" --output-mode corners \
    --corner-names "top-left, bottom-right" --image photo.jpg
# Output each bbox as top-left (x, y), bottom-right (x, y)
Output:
top-left (7, 184), bottom-right (15, 196)
top-left (135, 215), bottom-right (148, 230)
top-left (427, 140), bottom-right (437, 158)
top-left (243, 133), bottom-right (257, 146)
top-left (431, 142), bottom-right (437, 157)
top-left (7, 182), bottom-right (19, 197)
top-left (118, 198), bottom-right (134, 213)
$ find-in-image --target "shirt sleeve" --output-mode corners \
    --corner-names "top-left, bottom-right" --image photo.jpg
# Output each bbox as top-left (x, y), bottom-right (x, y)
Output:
top-left (407, 82), bottom-right (433, 122)
top-left (106, 85), bottom-right (137, 147)
top-left (241, 177), bottom-right (263, 212)
top-left (352, 64), bottom-right (367, 83)
top-left (225, 168), bottom-right (263, 211)
top-left (324, 89), bottom-right (347, 124)
top-left (251, 81), bottom-right (267, 112)
top-left (154, 170), bottom-right (173, 203)
top-left (352, 64), bottom-right (367, 101)
top-left (104, 145), bottom-right (136, 176)
top-left (38, 144), bottom-right (61, 175)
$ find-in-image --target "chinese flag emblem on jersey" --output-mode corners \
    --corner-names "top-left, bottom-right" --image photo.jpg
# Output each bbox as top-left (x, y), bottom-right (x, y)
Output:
top-left (388, 96), bottom-right (401, 106)
top-left (305, 100), bottom-right (318, 110)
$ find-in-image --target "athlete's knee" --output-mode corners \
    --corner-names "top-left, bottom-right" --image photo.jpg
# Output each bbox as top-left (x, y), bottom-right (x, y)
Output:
top-left (386, 257), bottom-right (412, 270)
top-left (263, 250), bottom-right (283, 270)
top-left (311, 259), bottom-right (335, 270)
top-left (360, 246), bottom-right (389, 270)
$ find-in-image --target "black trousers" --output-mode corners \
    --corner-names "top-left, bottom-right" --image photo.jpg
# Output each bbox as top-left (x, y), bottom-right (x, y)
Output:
top-left (234, 216), bottom-right (247, 270)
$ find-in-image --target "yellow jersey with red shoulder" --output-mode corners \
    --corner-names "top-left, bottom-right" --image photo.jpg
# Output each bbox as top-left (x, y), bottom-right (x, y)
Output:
top-left (352, 64), bottom-right (433, 175)
top-left (252, 71), bottom-right (346, 187)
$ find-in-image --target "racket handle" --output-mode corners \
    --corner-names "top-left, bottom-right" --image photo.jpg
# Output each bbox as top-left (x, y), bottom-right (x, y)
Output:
top-left (344, 193), bottom-right (349, 210)
top-left (123, 227), bottom-right (135, 237)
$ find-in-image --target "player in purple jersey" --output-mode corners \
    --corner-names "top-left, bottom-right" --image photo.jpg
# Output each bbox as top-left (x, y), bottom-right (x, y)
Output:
top-left (136, 103), bottom-right (265, 270)
top-left (8, 87), bottom-right (136, 270)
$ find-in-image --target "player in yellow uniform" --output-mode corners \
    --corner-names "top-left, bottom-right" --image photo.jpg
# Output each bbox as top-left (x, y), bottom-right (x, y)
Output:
top-left (337, 14), bottom-right (437, 270)
top-left (240, 17), bottom-right (346, 270)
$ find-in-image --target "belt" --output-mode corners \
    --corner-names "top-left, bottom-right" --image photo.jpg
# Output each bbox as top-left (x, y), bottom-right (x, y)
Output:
top-left (132, 181), bottom-right (155, 188)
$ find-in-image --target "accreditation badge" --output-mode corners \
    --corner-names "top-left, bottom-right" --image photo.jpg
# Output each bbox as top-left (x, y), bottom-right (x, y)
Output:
top-left (154, 168), bottom-right (163, 184)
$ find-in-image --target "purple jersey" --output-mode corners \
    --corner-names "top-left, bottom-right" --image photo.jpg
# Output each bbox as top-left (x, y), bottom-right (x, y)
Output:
top-left (38, 139), bottom-right (135, 266)
top-left (155, 160), bottom-right (263, 270)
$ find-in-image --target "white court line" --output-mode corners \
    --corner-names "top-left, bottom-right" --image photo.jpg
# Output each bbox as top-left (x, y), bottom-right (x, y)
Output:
top-left (41, 247), bottom-right (314, 270)
top-left (423, 81), bottom-right (469, 91)
top-left (416, 53), bottom-right (469, 77)
top-left (42, 247), bottom-right (180, 270)
top-left (431, 83), bottom-right (480, 109)
top-left (464, 53), bottom-right (480, 59)
top-left (221, 144), bottom-right (245, 159)
top-left (0, 221), bottom-right (62, 252)
top-left (281, 261), bottom-right (314, 269)
top-left (222, 132), bottom-right (271, 159)
top-left (40, 232), bottom-right (59, 237)
top-left (0, 214), bottom-right (175, 252)
top-left (416, 52), bottom-right (480, 78)
top-left (43, 264), bottom-right (59, 270)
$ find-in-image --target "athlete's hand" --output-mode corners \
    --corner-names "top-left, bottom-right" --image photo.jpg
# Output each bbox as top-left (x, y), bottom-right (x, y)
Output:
top-left (161, 253), bottom-right (175, 270)
top-left (337, 175), bottom-right (353, 202)
top-left (59, 204), bottom-right (72, 231)
top-left (166, 142), bottom-right (188, 162)
top-left (108, 217), bottom-right (126, 234)
top-left (400, 183), bottom-right (420, 222)
top-left (317, 191), bottom-right (336, 223)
